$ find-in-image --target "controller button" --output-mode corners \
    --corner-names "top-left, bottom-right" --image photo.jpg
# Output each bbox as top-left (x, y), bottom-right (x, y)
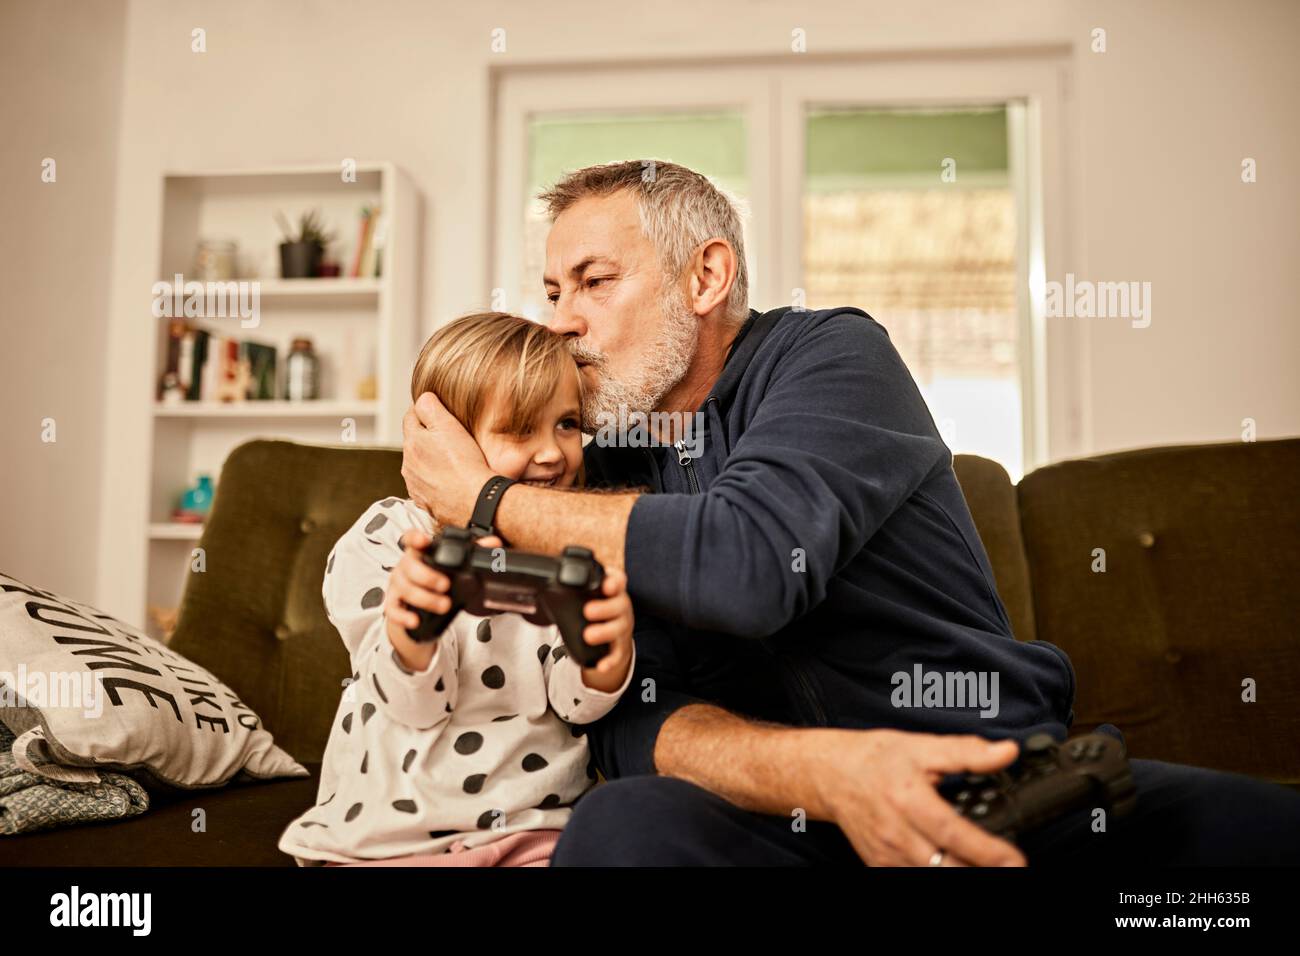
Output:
top-left (558, 559), bottom-right (588, 588)
top-left (955, 790), bottom-right (973, 804)
top-left (434, 541), bottom-right (465, 566)
top-left (970, 803), bottom-right (990, 817)
top-left (980, 789), bottom-right (999, 803)
top-left (966, 775), bottom-right (991, 787)
top-left (1024, 732), bottom-right (1056, 754)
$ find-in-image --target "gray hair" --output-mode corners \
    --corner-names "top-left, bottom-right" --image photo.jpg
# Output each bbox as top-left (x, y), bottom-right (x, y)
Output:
top-left (537, 159), bottom-right (750, 323)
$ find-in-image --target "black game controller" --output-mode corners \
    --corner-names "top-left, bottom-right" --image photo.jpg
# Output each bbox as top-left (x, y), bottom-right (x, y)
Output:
top-left (943, 732), bottom-right (1138, 842)
top-left (405, 526), bottom-right (609, 667)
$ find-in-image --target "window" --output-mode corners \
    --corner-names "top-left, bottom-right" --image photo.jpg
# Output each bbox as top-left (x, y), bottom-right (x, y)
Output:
top-left (802, 107), bottom-right (1023, 477)
top-left (494, 57), bottom-right (1068, 477)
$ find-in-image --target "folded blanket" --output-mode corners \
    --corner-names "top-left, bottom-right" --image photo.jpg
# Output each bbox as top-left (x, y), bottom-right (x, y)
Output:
top-left (0, 721), bottom-right (149, 836)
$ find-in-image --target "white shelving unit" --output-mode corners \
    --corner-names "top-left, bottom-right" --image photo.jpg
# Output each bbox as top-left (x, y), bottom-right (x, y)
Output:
top-left (106, 162), bottom-right (420, 638)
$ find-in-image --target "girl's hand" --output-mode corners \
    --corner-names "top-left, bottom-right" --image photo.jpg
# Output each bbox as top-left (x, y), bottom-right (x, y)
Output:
top-left (384, 531), bottom-right (503, 671)
top-left (578, 567), bottom-right (634, 693)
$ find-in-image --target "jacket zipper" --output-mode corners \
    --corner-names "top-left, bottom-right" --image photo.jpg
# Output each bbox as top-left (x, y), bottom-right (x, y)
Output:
top-left (673, 439), bottom-right (700, 494)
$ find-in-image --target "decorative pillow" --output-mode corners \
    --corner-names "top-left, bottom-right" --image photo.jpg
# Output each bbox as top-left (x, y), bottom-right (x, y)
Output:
top-left (0, 570), bottom-right (307, 790)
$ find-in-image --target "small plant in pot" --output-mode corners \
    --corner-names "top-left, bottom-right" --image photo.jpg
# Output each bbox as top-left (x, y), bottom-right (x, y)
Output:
top-left (275, 209), bottom-right (336, 279)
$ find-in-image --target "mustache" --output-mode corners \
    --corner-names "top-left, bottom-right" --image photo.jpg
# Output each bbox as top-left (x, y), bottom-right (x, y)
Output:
top-left (567, 340), bottom-right (606, 368)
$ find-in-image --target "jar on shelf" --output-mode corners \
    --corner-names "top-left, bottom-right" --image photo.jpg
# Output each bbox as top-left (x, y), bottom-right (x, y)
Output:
top-left (285, 337), bottom-right (320, 401)
top-left (194, 239), bottom-right (238, 281)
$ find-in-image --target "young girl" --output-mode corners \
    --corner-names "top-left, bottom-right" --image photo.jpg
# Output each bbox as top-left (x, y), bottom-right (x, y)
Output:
top-left (279, 312), bottom-right (635, 867)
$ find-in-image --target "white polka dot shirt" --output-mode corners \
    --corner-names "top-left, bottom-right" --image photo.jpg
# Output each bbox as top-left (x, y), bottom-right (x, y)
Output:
top-left (278, 497), bottom-right (634, 865)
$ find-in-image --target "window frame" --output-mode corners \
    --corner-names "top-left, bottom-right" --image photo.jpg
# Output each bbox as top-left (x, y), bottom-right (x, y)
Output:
top-left (492, 51), bottom-right (1077, 474)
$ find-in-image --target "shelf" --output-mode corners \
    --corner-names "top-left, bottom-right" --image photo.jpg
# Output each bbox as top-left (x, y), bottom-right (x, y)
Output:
top-left (149, 523), bottom-right (204, 541)
top-left (157, 276), bottom-right (381, 306)
top-left (227, 277), bottom-right (379, 295)
top-left (108, 161), bottom-right (419, 633)
top-left (154, 401), bottom-right (379, 419)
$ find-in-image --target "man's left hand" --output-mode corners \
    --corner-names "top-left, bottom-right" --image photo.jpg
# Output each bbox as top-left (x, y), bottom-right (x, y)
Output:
top-left (401, 392), bottom-right (493, 526)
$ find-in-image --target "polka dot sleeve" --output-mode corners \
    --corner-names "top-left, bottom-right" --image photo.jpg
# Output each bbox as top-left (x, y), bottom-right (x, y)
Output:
top-left (542, 629), bottom-right (636, 726)
top-left (321, 497), bottom-right (460, 730)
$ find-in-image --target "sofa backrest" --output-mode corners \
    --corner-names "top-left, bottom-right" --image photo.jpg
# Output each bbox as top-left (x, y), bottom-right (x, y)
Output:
top-left (173, 438), bottom-right (1299, 784)
top-left (951, 454), bottom-right (1037, 645)
top-left (1013, 438), bottom-right (1300, 784)
top-left (169, 440), bottom-right (405, 765)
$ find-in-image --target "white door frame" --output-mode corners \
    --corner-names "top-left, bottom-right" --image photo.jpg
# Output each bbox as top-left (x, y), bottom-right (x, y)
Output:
top-left (492, 51), bottom-right (1080, 471)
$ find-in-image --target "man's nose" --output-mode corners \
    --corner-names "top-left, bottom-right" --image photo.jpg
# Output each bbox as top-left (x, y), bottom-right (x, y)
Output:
top-left (548, 296), bottom-right (588, 338)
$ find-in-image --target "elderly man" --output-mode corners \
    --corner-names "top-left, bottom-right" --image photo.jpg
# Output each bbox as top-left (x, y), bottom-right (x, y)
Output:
top-left (401, 159), bottom-right (1300, 866)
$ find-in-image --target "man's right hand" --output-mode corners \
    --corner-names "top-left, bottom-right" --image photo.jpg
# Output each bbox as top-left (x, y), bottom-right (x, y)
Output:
top-left (814, 729), bottom-right (1026, 867)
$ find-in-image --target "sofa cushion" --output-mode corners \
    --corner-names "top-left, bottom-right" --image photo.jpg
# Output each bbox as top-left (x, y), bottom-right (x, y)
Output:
top-left (0, 570), bottom-right (306, 807)
top-left (167, 440), bottom-right (407, 766)
top-left (1016, 438), bottom-right (1300, 784)
top-left (951, 454), bottom-right (1037, 643)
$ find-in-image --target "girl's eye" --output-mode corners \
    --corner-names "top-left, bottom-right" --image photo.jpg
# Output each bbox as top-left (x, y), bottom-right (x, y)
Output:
top-left (586, 277), bottom-right (608, 289)
top-left (558, 417), bottom-right (579, 431)
top-left (546, 292), bottom-right (559, 304)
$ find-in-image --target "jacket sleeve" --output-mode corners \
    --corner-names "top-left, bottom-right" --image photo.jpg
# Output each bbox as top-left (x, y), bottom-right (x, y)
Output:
top-left (585, 617), bottom-right (705, 779)
top-left (623, 310), bottom-right (951, 638)
top-left (321, 498), bottom-right (459, 730)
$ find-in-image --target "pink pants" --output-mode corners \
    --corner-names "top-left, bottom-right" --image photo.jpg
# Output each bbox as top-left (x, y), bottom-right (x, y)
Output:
top-left (324, 829), bottom-right (562, 867)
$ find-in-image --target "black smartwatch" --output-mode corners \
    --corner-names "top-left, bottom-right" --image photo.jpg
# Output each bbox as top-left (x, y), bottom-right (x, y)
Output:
top-left (466, 475), bottom-right (516, 537)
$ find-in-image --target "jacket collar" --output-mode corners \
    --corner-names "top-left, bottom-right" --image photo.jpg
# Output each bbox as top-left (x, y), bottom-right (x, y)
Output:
top-left (706, 306), bottom-right (791, 414)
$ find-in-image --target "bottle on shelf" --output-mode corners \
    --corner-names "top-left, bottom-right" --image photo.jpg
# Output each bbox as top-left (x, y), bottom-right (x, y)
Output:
top-left (285, 337), bottom-right (320, 401)
top-left (172, 474), bottom-right (215, 524)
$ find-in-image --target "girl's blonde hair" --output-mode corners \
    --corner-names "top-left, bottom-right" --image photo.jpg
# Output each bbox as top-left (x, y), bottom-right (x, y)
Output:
top-left (411, 310), bottom-right (584, 450)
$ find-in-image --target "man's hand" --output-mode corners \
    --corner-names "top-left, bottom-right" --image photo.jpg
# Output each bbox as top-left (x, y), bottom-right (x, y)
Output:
top-left (815, 729), bottom-right (1026, 867)
top-left (401, 392), bottom-right (493, 526)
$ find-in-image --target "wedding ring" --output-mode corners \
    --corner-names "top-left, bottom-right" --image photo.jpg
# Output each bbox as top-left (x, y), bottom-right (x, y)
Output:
top-left (928, 849), bottom-right (946, 867)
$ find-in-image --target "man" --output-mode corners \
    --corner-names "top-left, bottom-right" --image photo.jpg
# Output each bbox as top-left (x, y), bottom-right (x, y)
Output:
top-left (402, 159), bottom-right (1300, 866)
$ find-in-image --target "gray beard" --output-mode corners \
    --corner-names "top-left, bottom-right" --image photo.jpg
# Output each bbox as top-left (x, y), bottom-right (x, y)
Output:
top-left (572, 289), bottom-right (698, 435)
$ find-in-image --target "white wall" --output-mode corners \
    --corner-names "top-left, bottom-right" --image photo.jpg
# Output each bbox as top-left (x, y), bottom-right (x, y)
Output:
top-left (0, 0), bottom-right (1295, 614)
top-left (1068, 0), bottom-right (1300, 451)
top-left (0, 0), bottom-right (126, 599)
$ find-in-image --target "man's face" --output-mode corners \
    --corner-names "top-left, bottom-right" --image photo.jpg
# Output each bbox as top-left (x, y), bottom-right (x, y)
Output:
top-left (543, 190), bottom-right (698, 432)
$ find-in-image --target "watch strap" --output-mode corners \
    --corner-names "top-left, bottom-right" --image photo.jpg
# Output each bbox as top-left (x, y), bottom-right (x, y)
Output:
top-left (466, 475), bottom-right (516, 537)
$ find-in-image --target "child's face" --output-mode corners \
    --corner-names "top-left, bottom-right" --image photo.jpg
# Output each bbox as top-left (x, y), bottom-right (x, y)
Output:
top-left (473, 368), bottom-right (583, 489)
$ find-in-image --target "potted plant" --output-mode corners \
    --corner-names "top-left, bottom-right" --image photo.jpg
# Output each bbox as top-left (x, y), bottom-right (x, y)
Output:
top-left (275, 209), bottom-right (335, 279)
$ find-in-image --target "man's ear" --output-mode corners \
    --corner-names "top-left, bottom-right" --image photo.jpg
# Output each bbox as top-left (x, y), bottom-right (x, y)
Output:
top-left (688, 238), bottom-right (738, 318)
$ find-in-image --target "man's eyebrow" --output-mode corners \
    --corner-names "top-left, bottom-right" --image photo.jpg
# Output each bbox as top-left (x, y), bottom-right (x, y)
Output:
top-left (544, 256), bottom-right (614, 287)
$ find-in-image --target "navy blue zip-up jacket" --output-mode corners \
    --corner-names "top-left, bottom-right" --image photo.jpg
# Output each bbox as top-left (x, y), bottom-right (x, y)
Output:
top-left (582, 305), bottom-right (1077, 780)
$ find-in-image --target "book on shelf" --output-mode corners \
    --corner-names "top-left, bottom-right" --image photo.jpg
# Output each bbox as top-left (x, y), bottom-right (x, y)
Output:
top-left (349, 204), bottom-right (384, 278)
top-left (158, 319), bottom-right (278, 404)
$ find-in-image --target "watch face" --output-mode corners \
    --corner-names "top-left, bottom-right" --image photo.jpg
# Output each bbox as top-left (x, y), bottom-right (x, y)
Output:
top-left (482, 580), bottom-right (538, 615)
